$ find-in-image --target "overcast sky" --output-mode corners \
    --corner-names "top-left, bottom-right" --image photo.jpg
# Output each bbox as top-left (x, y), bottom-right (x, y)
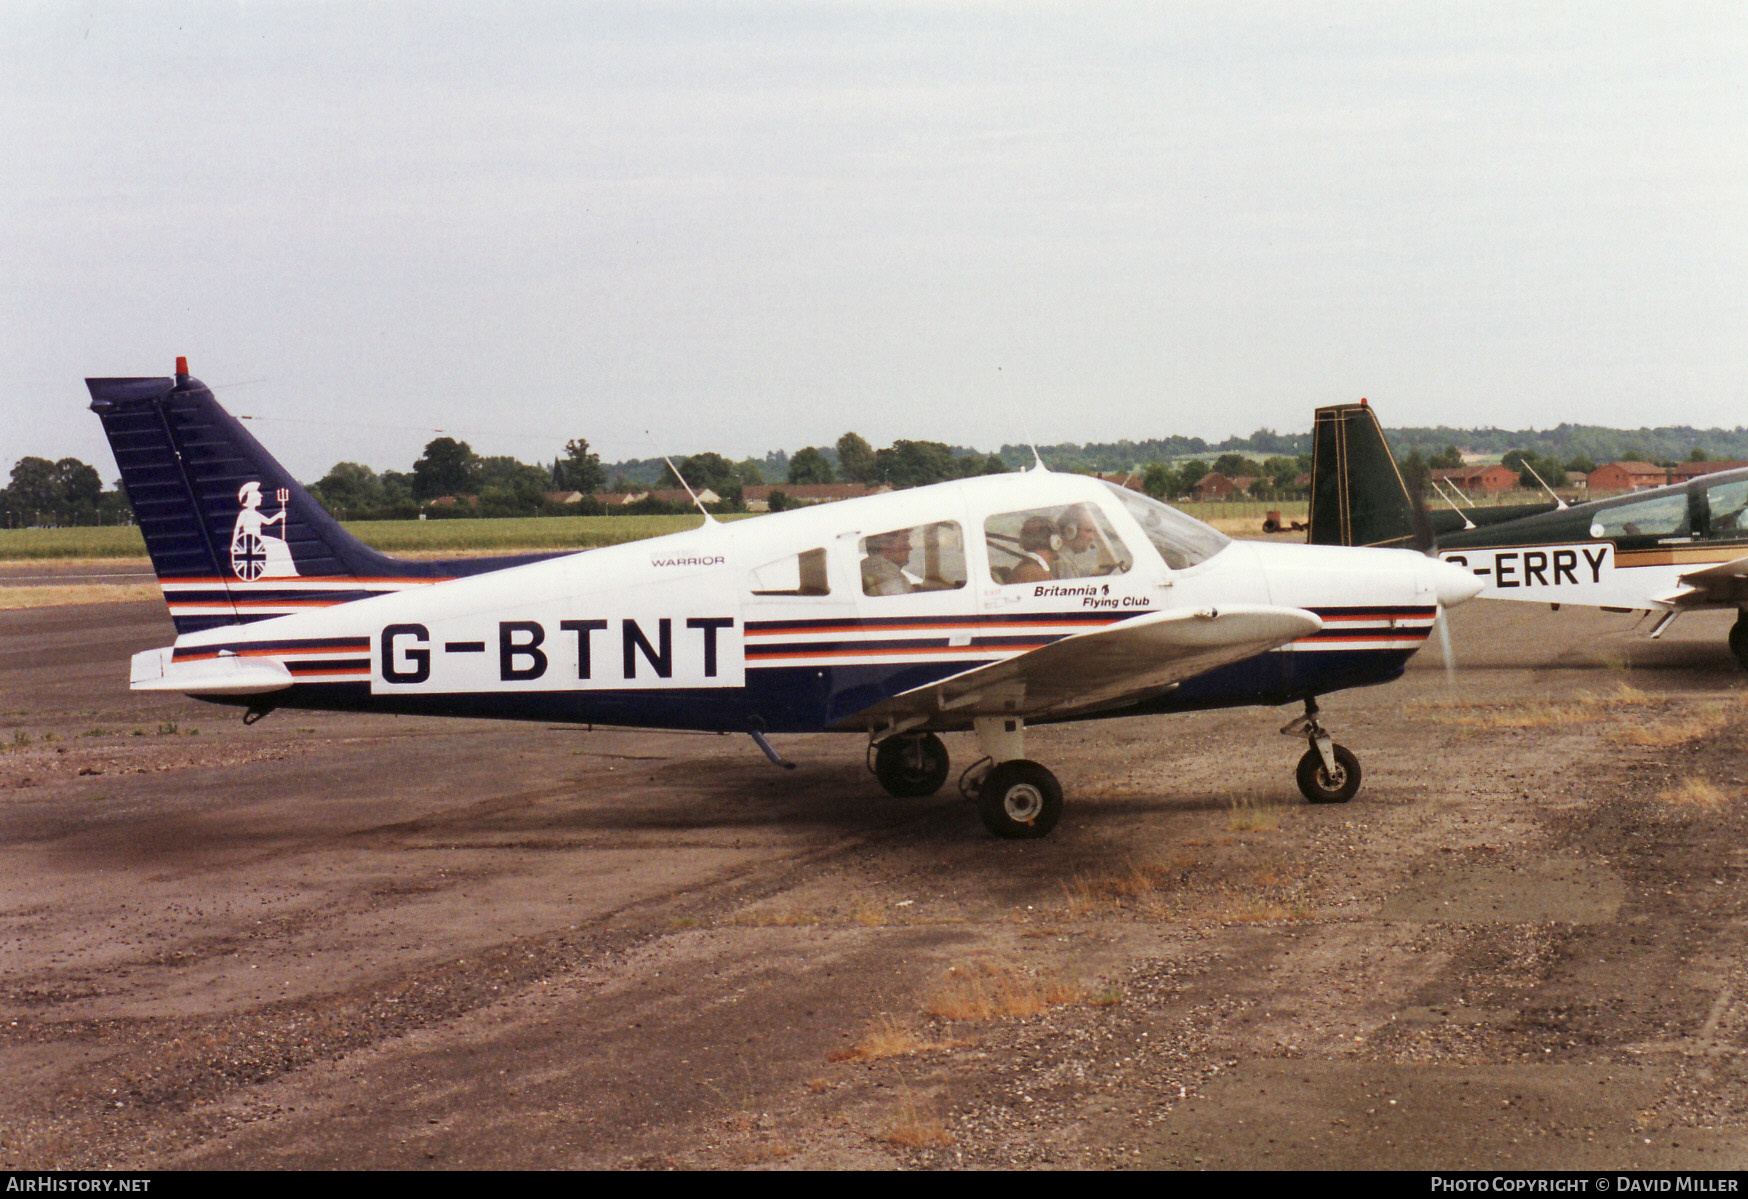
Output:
top-left (4, 2), bottom-right (1743, 481)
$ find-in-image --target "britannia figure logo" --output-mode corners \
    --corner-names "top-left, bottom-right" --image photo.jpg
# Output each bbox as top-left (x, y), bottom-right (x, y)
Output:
top-left (230, 481), bottom-right (300, 580)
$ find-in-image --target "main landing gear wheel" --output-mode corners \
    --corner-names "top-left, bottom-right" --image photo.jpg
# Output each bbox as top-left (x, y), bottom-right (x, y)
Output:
top-left (976, 759), bottom-right (1063, 839)
top-left (1296, 744), bottom-right (1361, 804)
top-left (1731, 613), bottom-right (1748, 672)
top-left (872, 732), bottom-right (951, 797)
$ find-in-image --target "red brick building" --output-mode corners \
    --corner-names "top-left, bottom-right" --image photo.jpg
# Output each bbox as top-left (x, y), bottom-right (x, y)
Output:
top-left (1586, 462), bottom-right (1669, 494)
top-left (1431, 465), bottom-right (1519, 493)
top-left (1192, 472), bottom-right (1260, 499)
top-left (1668, 461), bottom-right (1748, 484)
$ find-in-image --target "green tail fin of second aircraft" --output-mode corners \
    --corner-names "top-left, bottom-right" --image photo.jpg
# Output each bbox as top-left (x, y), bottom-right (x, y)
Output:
top-left (1307, 402), bottom-right (1416, 548)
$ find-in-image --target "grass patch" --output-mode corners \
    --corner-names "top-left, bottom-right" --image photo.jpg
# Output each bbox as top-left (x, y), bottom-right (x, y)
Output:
top-left (1611, 715), bottom-right (1729, 746)
top-left (1228, 794), bottom-right (1281, 832)
top-left (1449, 703), bottom-right (1606, 729)
top-left (1659, 776), bottom-right (1733, 811)
top-left (0, 584), bottom-right (162, 609)
top-left (1202, 893), bottom-right (1314, 923)
top-left (829, 1016), bottom-right (941, 1063)
top-left (0, 527), bottom-right (148, 559)
top-left (880, 1094), bottom-right (953, 1149)
top-left (0, 513), bottom-right (752, 562)
top-left (731, 903), bottom-right (820, 927)
top-left (1424, 684), bottom-right (1665, 730)
top-left (727, 1139), bottom-right (800, 1165)
top-left (1060, 853), bottom-right (1197, 916)
top-left (926, 960), bottom-right (1085, 1022)
top-left (345, 513), bottom-right (727, 554)
top-left (847, 895), bottom-right (888, 927)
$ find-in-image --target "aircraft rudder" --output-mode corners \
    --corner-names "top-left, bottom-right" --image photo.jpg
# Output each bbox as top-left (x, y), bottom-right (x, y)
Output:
top-left (1307, 401), bottom-right (1416, 549)
top-left (88, 362), bottom-right (418, 633)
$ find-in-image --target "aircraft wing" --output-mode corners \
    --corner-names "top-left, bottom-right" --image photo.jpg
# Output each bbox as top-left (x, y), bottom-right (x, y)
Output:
top-left (844, 604), bottom-right (1322, 729)
top-left (1653, 554), bottom-right (1748, 608)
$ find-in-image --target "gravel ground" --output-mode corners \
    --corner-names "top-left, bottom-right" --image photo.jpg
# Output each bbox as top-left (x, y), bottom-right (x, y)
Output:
top-left (2, 596), bottom-right (1747, 1169)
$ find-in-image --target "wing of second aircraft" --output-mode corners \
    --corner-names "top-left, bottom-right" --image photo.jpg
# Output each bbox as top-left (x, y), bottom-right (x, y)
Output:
top-left (1654, 553), bottom-right (1748, 608)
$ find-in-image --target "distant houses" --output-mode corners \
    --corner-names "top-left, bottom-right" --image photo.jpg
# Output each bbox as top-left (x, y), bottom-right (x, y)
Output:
top-left (1586, 462), bottom-right (1670, 493)
top-left (743, 483), bottom-right (887, 511)
top-left (591, 482), bottom-right (889, 512)
top-left (455, 457), bottom-right (1748, 517)
top-left (599, 487), bottom-right (723, 508)
top-left (1587, 460), bottom-right (1748, 494)
top-left (1431, 465), bottom-right (1519, 494)
top-left (1668, 460), bottom-right (1748, 484)
top-left (1191, 472), bottom-right (1260, 500)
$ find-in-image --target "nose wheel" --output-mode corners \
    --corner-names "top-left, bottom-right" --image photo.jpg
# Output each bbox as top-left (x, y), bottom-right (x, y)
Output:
top-left (1282, 698), bottom-right (1362, 804)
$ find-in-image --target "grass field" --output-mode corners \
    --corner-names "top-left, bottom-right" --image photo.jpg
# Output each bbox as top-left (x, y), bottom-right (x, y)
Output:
top-left (0, 514), bottom-right (724, 560)
top-left (0, 501), bottom-right (1310, 561)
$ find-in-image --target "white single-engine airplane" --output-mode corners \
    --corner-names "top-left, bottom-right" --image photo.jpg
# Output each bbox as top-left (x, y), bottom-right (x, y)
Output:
top-left (91, 362), bottom-right (1481, 838)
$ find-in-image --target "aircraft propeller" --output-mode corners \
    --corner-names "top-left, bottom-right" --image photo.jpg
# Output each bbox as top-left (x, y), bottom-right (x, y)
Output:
top-left (1411, 480), bottom-right (1460, 683)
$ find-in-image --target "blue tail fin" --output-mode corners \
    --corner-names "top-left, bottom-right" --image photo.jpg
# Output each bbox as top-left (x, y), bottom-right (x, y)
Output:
top-left (89, 362), bottom-right (556, 633)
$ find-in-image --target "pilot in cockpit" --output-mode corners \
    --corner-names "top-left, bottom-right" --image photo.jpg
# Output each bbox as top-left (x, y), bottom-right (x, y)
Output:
top-left (861, 529), bottom-right (919, 595)
top-left (1053, 505), bottom-right (1104, 579)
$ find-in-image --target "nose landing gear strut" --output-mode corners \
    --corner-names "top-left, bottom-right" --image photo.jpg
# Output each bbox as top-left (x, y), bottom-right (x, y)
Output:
top-left (1281, 697), bottom-right (1362, 804)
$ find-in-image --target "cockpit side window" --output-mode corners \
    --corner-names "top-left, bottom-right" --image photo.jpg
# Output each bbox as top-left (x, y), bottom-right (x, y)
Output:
top-left (1700, 480), bottom-right (1748, 541)
top-left (984, 504), bottom-right (1133, 585)
top-left (1100, 481), bottom-right (1230, 570)
top-left (859, 522), bottom-right (967, 596)
top-left (1589, 493), bottom-right (1690, 546)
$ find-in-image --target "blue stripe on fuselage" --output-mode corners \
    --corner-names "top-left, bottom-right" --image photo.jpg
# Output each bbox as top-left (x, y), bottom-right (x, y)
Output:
top-left (192, 645), bottom-right (1414, 732)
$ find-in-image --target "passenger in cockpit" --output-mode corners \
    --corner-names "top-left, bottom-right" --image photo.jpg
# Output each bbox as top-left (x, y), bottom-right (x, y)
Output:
top-left (1007, 516), bottom-right (1061, 584)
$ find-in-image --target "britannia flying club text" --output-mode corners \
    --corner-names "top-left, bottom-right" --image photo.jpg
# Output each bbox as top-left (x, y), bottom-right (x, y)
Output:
top-left (373, 614), bottom-right (742, 693)
top-left (1031, 583), bottom-right (1154, 610)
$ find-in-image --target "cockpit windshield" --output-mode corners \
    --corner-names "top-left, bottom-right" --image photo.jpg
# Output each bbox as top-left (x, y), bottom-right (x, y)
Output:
top-left (1101, 481), bottom-right (1231, 570)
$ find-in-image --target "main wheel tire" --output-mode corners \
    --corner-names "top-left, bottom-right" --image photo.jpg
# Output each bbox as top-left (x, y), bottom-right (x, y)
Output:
top-left (873, 732), bottom-right (951, 797)
top-left (976, 759), bottom-right (1063, 839)
top-left (1296, 744), bottom-right (1361, 804)
top-left (1731, 614), bottom-right (1748, 671)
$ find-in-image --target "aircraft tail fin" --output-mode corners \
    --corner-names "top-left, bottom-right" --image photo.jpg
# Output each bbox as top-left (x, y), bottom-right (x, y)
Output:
top-left (1307, 401), bottom-right (1417, 549)
top-left (88, 361), bottom-right (553, 634)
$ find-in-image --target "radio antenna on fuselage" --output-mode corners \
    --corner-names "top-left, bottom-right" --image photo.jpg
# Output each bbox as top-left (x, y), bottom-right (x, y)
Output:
top-left (1430, 478), bottom-right (1477, 530)
top-left (645, 431), bottom-right (717, 525)
top-left (1520, 460), bottom-right (1569, 509)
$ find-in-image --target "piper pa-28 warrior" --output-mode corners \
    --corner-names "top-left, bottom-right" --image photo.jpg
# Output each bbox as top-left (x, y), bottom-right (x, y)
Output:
top-left (1309, 401), bottom-right (1748, 671)
top-left (91, 362), bottom-right (1482, 838)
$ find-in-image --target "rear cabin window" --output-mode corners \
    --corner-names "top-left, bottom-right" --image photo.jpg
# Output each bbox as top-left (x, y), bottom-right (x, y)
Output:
top-left (984, 504), bottom-right (1133, 585)
top-left (859, 522), bottom-right (967, 596)
top-left (749, 548), bottom-right (830, 596)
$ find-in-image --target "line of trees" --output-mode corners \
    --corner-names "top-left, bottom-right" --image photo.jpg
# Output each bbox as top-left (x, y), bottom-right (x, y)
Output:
top-left (1, 457), bottom-right (131, 528)
top-left (8, 422), bottom-right (1744, 530)
top-left (306, 431), bottom-right (1010, 520)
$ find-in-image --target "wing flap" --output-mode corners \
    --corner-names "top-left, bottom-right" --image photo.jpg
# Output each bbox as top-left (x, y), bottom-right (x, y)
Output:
top-left (1653, 554), bottom-right (1748, 608)
top-left (841, 604), bottom-right (1322, 729)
